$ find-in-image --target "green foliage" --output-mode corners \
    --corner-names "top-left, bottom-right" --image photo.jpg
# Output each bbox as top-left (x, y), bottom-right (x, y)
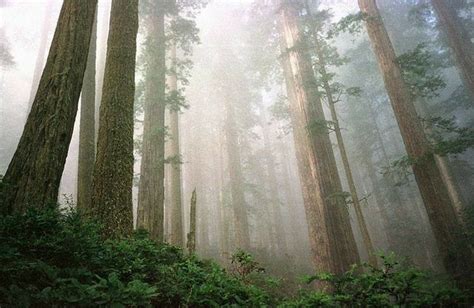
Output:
top-left (163, 154), bottom-right (184, 167)
top-left (165, 88), bottom-right (189, 112)
top-left (0, 208), bottom-right (466, 306)
top-left (230, 249), bottom-right (265, 283)
top-left (282, 254), bottom-right (465, 307)
top-left (327, 12), bottom-right (364, 39)
top-left (382, 155), bottom-right (418, 186)
top-left (423, 117), bottom-right (474, 156)
top-left (382, 116), bottom-right (473, 186)
top-left (307, 118), bottom-right (336, 135)
top-left (397, 43), bottom-right (446, 99)
top-left (0, 207), bottom-right (270, 307)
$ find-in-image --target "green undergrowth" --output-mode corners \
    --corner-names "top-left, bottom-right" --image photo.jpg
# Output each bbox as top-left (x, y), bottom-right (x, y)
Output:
top-left (0, 206), bottom-right (468, 307)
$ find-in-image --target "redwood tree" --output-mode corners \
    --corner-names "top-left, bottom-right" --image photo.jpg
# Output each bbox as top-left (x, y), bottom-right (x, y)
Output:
top-left (169, 41), bottom-right (184, 246)
top-left (278, 0), bottom-right (360, 275)
top-left (91, 0), bottom-right (138, 237)
top-left (1, 0), bottom-right (97, 214)
top-left (431, 0), bottom-right (474, 100)
top-left (136, 0), bottom-right (167, 241)
top-left (77, 10), bottom-right (97, 210)
top-left (359, 0), bottom-right (473, 285)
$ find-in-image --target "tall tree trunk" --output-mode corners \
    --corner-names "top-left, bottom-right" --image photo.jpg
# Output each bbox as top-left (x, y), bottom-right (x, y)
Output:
top-left (27, 0), bottom-right (55, 112)
top-left (431, 0), bottom-right (474, 100)
top-left (316, 53), bottom-right (377, 267)
top-left (418, 101), bottom-right (466, 223)
top-left (278, 138), bottom-right (301, 254)
top-left (304, 0), bottom-right (377, 266)
top-left (224, 96), bottom-right (251, 250)
top-left (169, 41), bottom-right (184, 246)
top-left (187, 189), bottom-right (197, 254)
top-left (77, 11), bottom-right (97, 210)
top-left (136, 2), bottom-right (166, 241)
top-left (261, 110), bottom-right (288, 255)
top-left (1, 0), bottom-right (97, 214)
top-left (359, 0), bottom-right (473, 285)
top-left (91, 0), bottom-right (138, 237)
top-left (278, 2), bottom-right (359, 274)
top-left (328, 97), bottom-right (378, 267)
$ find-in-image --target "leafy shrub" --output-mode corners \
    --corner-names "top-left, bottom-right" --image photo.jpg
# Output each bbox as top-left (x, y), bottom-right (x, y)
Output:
top-left (0, 206), bottom-right (270, 307)
top-left (0, 207), bottom-right (466, 307)
top-left (282, 254), bottom-right (466, 307)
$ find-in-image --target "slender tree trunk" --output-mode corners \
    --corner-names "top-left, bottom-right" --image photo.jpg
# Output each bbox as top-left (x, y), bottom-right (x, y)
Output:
top-left (317, 59), bottom-right (377, 266)
top-left (77, 11), bottom-right (97, 210)
top-left (187, 189), bottom-right (197, 254)
top-left (359, 0), bottom-right (473, 285)
top-left (27, 0), bottom-right (55, 112)
top-left (91, 0), bottom-right (138, 237)
top-left (218, 131), bottom-right (230, 258)
top-left (169, 41), bottom-right (184, 246)
top-left (1, 0), bottom-right (97, 214)
top-left (431, 0), bottom-right (474, 100)
top-left (136, 2), bottom-right (166, 241)
top-left (223, 95), bottom-right (251, 250)
top-left (278, 2), bottom-right (359, 274)
top-left (328, 98), bottom-right (378, 267)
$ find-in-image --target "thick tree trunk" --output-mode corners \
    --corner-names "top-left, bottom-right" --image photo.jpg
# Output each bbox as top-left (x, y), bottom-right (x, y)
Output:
top-left (431, 0), bottom-right (474, 100)
top-left (77, 11), bottom-right (97, 210)
top-left (304, 0), bottom-right (377, 266)
top-left (278, 2), bottom-right (359, 274)
top-left (261, 110), bottom-right (288, 255)
top-left (359, 0), bottom-right (473, 285)
top-left (224, 96), bottom-right (251, 250)
top-left (91, 0), bottom-right (138, 237)
top-left (169, 42), bottom-right (184, 246)
top-left (317, 58), bottom-right (377, 266)
top-left (136, 3), bottom-right (166, 241)
top-left (1, 0), bottom-right (97, 214)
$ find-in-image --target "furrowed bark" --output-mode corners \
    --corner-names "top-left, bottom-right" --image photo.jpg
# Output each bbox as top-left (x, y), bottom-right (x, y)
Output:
top-left (1, 0), bottom-right (97, 214)
top-left (136, 1), bottom-right (167, 241)
top-left (278, 1), bottom-right (360, 274)
top-left (91, 0), bottom-right (138, 237)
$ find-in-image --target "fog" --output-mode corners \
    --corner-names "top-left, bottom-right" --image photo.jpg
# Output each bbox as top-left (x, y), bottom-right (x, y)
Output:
top-left (1, 0), bottom-right (473, 288)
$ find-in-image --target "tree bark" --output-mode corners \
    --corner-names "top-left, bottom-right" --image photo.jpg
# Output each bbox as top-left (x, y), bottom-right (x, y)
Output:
top-left (327, 95), bottom-right (378, 267)
top-left (431, 0), bottom-right (474, 100)
top-left (224, 94), bottom-right (251, 250)
top-left (136, 2), bottom-right (167, 241)
top-left (91, 0), bottom-right (138, 237)
top-left (278, 2), bottom-right (359, 274)
top-left (315, 49), bottom-right (377, 267)
top-left (169, 41), bottom-right (184, 246)
top-left (359, 0), bottom-right (473, 285)
top-left (305, 0), bottom-right (377, 266)
top-left (77, 10), bottom-right (97, 210)
top-left (187, 189), bottom-right (197, 254)
top-left (261, 109), bottom-right (289, 255)
top-left (1, 0), bottom-right (97, 214)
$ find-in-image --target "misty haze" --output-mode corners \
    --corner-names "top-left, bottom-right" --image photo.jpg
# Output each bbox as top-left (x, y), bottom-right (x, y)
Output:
top-left (0, 0), bottom-right (473, 306)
